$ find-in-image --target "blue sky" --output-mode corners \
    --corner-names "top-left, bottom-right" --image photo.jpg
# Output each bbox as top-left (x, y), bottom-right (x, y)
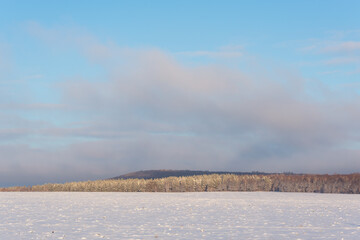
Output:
top-left (1, 1), bottom-right (360, 186)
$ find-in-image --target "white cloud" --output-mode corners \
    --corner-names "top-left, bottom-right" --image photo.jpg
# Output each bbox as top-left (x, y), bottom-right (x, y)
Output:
top-left (299, 32), bottom-right (360, 75)
top-left (322, 41), bottom-right (360, 53)
top-left (2, 24), bottom-right (360, 186)
top-left (178, 50), bottom-right (243, 58)
top-left (53, 45), bottom-right (360, 175)
top-left (323, 57), bottom-right (360, 65)
top-left (177, 45), bottom-right (244, 58)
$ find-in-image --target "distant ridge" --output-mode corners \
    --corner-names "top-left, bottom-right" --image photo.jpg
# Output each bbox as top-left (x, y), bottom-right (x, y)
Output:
top-left (110, 169), bottom-right (276, 180)
top-left (2, 172), bottom-right (359, 193)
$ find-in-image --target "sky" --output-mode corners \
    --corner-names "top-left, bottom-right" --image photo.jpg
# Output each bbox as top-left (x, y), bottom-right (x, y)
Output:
top-left (1, 1), bottom-right (360, 186)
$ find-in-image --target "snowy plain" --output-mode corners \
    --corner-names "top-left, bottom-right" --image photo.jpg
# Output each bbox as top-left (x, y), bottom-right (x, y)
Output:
top-left (0, 192), bottom-right (359, 239)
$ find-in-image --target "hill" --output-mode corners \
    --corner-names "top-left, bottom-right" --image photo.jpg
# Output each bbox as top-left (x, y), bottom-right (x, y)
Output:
top-left (111, 169), bottom-right (272, 180)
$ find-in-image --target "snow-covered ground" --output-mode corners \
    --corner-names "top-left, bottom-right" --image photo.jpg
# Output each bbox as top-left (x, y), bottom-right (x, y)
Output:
top-left (0, 192), bottom-right (359, 239)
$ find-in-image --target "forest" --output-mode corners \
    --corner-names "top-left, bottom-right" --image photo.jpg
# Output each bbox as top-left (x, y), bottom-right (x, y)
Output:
top-left (1, 173), bottom-right (359, 193)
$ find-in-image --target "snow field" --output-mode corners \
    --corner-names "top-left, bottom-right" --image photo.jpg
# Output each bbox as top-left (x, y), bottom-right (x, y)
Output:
top-left (0, 192), bottom-right (359, 239)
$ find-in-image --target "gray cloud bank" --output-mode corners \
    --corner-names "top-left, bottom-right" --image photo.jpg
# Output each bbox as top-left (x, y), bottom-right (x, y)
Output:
top-left (1, 28), bottom-right (360, 186)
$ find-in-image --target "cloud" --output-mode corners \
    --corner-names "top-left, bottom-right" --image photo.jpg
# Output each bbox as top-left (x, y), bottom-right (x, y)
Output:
top-left (300, 30), bottom-right (360, 56)
top-left (0, 42), bottom-right (13, 79)
top-left (56, 45), bottom-right (360, 172)
top-left (322, 41), bottom-right (360, 53)
top-left (302, 40), bottom-right (360, 57)
top-left (178, 50), bottom-right (243, 58)
top-left (177, 45), bottom-right (243, 58)
top-left (27, 21), bottom-right (115, 64)
top-left (299, 32), bottom-right (360, 74)
top-left (323, 57), bottom-right (360, 65)
top-left (2, 24), bottom-right (360, 186)
top-left (25, 74), bottom-right (44, 80)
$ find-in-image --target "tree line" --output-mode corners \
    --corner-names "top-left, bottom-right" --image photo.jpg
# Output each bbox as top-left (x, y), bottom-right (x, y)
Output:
top-left (1, 173), bottom-right (359, 193)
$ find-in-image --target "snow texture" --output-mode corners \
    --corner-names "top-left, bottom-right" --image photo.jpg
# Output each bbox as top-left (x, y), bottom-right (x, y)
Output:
top-left (0, 192), bottom-right (359, 239)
